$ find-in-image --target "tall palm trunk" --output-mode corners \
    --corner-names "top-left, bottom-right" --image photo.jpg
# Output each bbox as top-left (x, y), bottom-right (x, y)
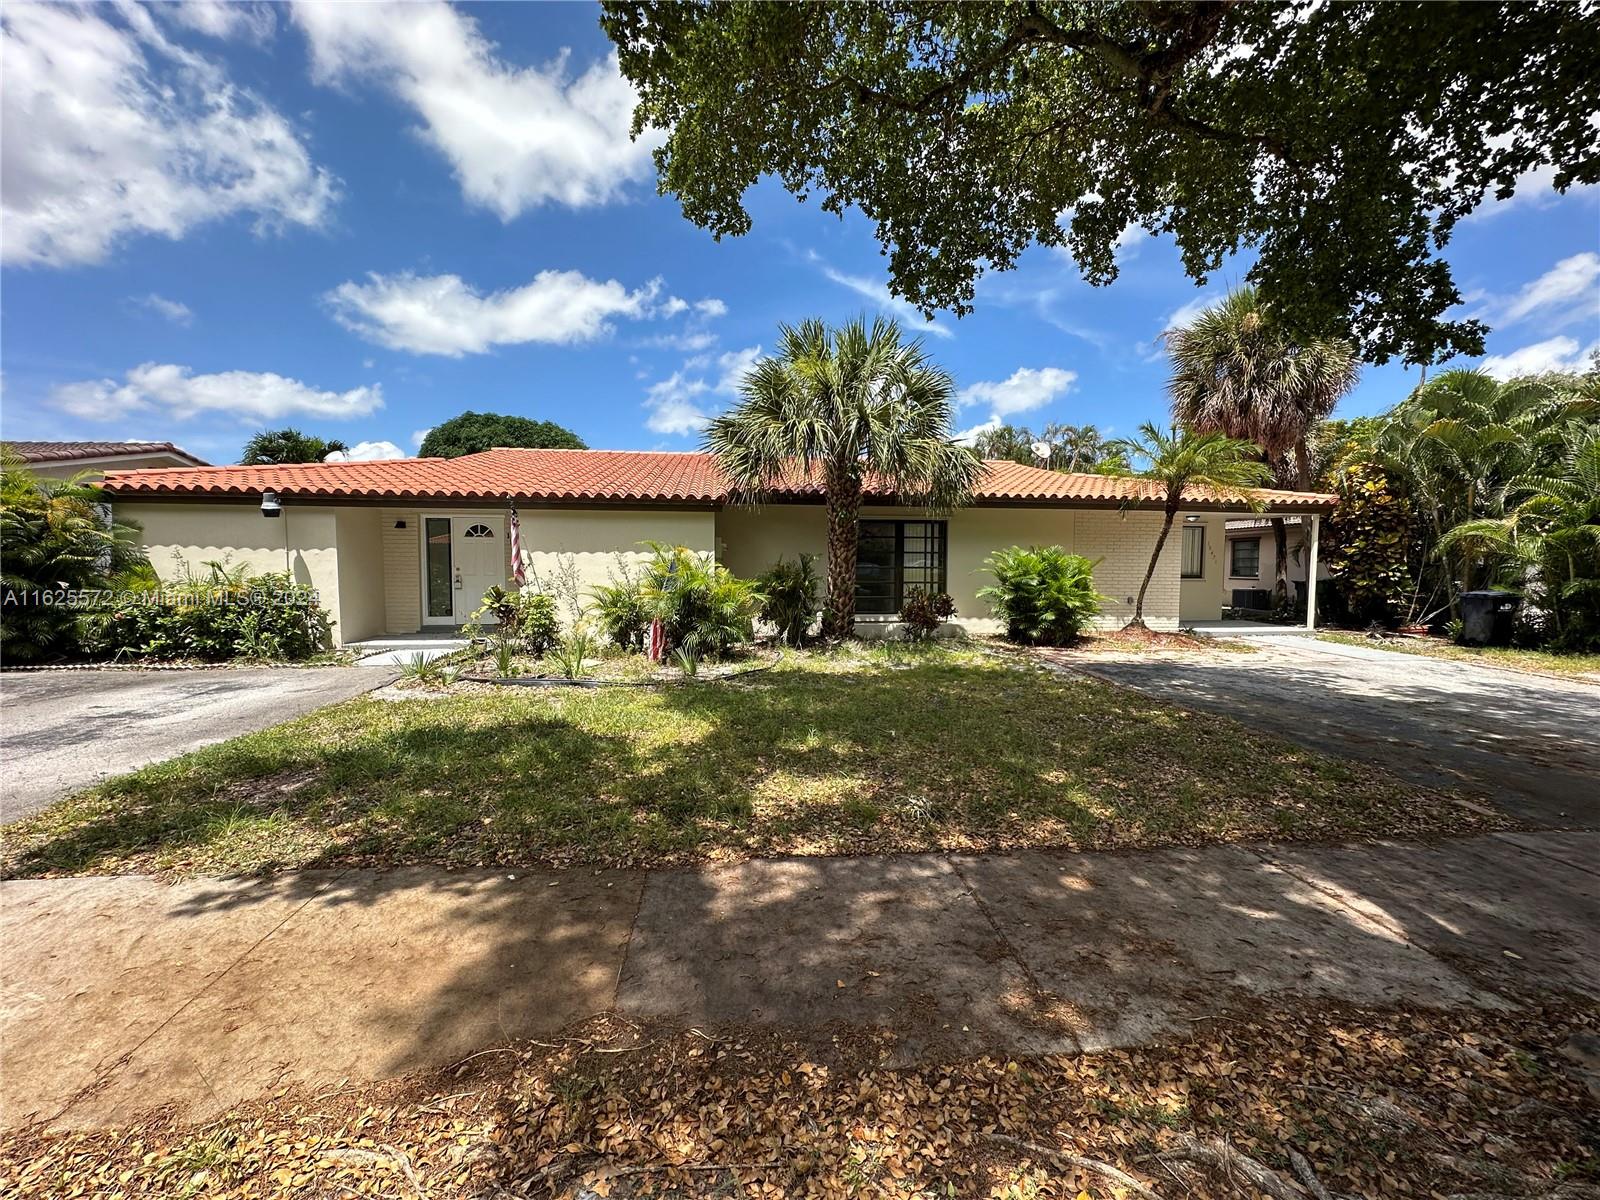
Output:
top-left (1270, 516), bottom-right (1291, 608)
top-left (1131, 497), bottom-right (1181, 628)
top-left (823, 464), bottom-right (861, 639)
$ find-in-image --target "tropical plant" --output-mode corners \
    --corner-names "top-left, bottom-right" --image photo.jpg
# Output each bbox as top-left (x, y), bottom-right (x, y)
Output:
top-left (971, 422), bottom-right (1116, 473)
top-left (1109, 424), bottom-right (1273, 628)
top-left (756, 553), bottom-right (820, 645)
top-left (897, 588), bottom-right (956, 643)
top-left (1167, 287), bottom-right (1359, 606)
top-left (470, 586), bottom-right (560, 655)
top-left (240, 428), bottom-right (349, 464)
top-left (491, 634), bottom-right (518, 678)
top-left (638, 543), bottom-right (761, 658)
top-left (419, 412), bottom-right (586, 458)
top-left (1, 458), bottom-right (147, 663)
top-left (672, 645), bottom-right (700, 677)
top-left (1322, 453), bottom-right (1416, 628)
top-left (398, 652), bottom-right (450, 686)
top-left (549, 630), bottom-right (596, 680)
top-left (706, 317), bottom-right (981, 637)
top-left (1377, 369), bottom-right (1599, 619)
top-left (590, 574), bottom-right (651, 652)
top-left (978, 546), bottom-right (1107, 646)
top-left (608, 5), bottom-right (1600, 366)
top-left (1435, 425), bottom-right (1600, 652)
top-left (78, 560), bottom-right (333, 663)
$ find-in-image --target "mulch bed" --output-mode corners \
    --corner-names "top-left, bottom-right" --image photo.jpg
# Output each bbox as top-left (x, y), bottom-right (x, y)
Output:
top-left (7, 1002), bottom-right (1597, 1198)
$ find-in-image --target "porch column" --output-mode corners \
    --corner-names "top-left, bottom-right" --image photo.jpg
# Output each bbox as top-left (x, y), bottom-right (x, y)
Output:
top-left (1304, 513), bottom-right (1321, 630)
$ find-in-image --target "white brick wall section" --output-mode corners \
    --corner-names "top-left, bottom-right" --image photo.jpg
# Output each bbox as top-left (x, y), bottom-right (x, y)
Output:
top-left (1069, 509), bottom-right (1182, 631)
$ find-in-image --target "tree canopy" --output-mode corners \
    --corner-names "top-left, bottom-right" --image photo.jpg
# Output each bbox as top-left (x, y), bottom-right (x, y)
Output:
top-left (419, 412), bottom-right (587, 459)
top-left (602, 1), bottom-right (1600, 365)
top-left (240, 428), bottom-right (348, 465)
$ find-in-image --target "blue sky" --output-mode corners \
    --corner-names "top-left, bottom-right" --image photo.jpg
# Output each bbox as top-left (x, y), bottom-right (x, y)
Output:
top-left (3, 1), bottom-right (1597, 467)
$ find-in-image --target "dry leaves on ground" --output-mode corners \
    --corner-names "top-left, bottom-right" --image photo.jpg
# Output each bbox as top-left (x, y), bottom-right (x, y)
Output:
top-left (6, 1002), bottom-right (1597, 1199)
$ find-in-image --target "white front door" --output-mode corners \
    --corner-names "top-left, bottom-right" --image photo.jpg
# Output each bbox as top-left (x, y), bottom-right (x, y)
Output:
top-left (420, 515), bottom-right (505, 625)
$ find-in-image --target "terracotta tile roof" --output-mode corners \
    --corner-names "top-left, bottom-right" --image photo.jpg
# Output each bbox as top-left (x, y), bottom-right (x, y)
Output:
top-left (4, 439), bottom-right (208, 466)
top-left (100, 448), bottom-right (1336, 512)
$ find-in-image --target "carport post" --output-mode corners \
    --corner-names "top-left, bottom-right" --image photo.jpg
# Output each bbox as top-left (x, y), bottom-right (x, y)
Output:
top-left (1304, 514), bottom-right (1321, 630)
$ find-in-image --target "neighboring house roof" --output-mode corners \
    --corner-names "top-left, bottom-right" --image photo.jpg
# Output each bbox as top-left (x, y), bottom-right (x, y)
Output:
top-left (5, 439), bottom-right (209, 467)
top-left (100, 447), bottom-right (1337, 512)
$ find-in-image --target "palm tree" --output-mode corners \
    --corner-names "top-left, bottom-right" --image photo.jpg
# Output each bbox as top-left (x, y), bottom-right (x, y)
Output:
top-left (1435, 424), bottom-right (1600, 650)
top-left (240, 428), bottom-right (350, 465)
top-left (1167, 287), bottom-right (1359, 604)
top-left (0, 455), bottom-right (146, 662)
top-left (1109, 423), bottom-right (1273, 628)
top-left (705, 317), bottom-right (982, 638)
top-left (1385, 368), bottom-right (1600, 617)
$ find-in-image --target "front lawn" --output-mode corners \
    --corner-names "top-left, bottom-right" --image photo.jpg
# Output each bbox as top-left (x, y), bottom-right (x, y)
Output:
top-left (1318, 632), bottom-right (1600, 681)
top-left (2, 645), bottom-right (1495, 878)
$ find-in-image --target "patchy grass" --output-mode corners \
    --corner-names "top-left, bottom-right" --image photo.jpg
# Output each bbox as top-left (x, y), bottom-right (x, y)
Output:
top-left (5, 1004), bottom-right (1595, 1199)
top-left (1, 644), bottom-right (1497, 878)
top-left (1318, 632), bottom-right (1600, 682)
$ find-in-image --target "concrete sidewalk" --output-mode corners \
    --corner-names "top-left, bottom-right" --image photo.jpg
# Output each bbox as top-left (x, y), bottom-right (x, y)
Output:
top-left (4, 831), bottom-right (1594, 1129)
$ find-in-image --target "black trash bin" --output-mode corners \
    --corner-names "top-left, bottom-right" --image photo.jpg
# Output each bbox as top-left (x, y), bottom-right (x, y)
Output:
top-left (1460, 590), bottom-right (1521, 646)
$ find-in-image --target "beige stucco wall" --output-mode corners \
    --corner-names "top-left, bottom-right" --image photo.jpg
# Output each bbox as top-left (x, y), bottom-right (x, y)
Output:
top-left (519, 508), bottom-right (716, 623)
top-left (335, 508), bottom-right (385, 643)
top-left (116, 501), bottom-right (345, 641)
top-left (716, 503), bottom-right (1187, 633)
top-left (1178, 514), bottom-right (1229, 623)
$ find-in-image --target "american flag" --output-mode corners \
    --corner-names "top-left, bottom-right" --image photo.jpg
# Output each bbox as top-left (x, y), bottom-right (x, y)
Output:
top-left (508, 500), bottom-right (526, 587)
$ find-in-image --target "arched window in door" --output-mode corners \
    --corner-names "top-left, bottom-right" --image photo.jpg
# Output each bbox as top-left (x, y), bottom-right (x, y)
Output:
top-left (463, 523), bottom-right (495, 538)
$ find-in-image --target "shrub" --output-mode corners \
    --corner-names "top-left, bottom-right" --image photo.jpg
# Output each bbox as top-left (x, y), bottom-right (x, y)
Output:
top-left (78, 561), bottom-right (333, 662)
top-left (590, 575), bottom-right (651, 651)
top-left (1323, 454), bottom-right (1415, 628)
top-left (639, 543), bottom-right (761, 658)
top-left (899, 588), bottom-right (956, 642)
top-left (471, 585), bottom-right (560, 655)
top-left (757, 553), bottom-right (820, 645)
top-left (548, 629), bottom-right (596, 680)
top-left (0, 458), bottom-right (146, 663)
top-left (978, 545), bottom-right (1106, 646)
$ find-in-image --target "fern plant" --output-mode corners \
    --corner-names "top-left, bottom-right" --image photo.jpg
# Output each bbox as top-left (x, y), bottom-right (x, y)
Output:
top-left (978, 546), bottom-right (1108, 646)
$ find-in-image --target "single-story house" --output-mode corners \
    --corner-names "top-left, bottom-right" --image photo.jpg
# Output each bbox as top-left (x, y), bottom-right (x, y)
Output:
top-left (6, 440), bottom-right (208, 481)
top-left (99, 448), bottom-right (1336, 644)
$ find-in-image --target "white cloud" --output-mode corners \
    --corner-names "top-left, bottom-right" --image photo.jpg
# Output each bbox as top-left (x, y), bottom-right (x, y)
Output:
top-left (291, 1), bottom-right (657, 218)
top-left (1162, 293), bottom-right (1222, 331)
top-left (134, 294), bottom-right (195, 326)
top-left (1498, 252), bottom-right (1600, 328)
top-left (644, 372), bottom-right (712, 436)
top-left (1479, 336), bottom-right (1599, 381)
top-left (325, 269), bottom-right (665, 356)
top-left (161, 2), bottom-right (277, 42)
top-left (51, 363), bottom-right (382, 423)
top-left (818, 262), bottom-right (954, 338)
top-left (714, 345), bottom-right (761, 394)
top-left (954, 416), bottom-right (1001, 447)
top-left (411, 428), bottom-right (432, 449)
top-left (695, 298), bottom-right (728, 318)
top-left (958, 367), bottom-right (1078, 419)
top-left (325, 439), bottom-right (406, 462)
top-left (640, 329), bottom-right (719, 353)
top-left (1, 2), bottom-right (336, 267)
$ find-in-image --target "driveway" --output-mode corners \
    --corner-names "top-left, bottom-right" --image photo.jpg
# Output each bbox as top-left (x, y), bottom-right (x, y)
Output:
top-left (0, 667), bottom-right (393, 822)
top-left (1051, 635), bottom-right (1600, 829)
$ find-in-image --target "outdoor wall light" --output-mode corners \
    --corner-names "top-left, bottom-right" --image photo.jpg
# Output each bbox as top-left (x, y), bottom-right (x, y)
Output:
top-left (260, 490), bottom-right (282, 518)
top-left (394, 519), bottom-right (407, 529)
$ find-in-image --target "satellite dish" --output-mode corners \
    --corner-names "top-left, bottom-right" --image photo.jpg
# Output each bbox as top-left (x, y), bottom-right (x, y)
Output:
top-left (1030, 441), bottom-right (1054, 463)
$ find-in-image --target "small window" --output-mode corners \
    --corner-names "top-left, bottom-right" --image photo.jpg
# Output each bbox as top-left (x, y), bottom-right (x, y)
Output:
top-left (463, 523), bottom-right (494, 538)
top-left (1181, 525), bottom-right (1205, 578)
top-left (1230, 537), bottom-right (1261, 578)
